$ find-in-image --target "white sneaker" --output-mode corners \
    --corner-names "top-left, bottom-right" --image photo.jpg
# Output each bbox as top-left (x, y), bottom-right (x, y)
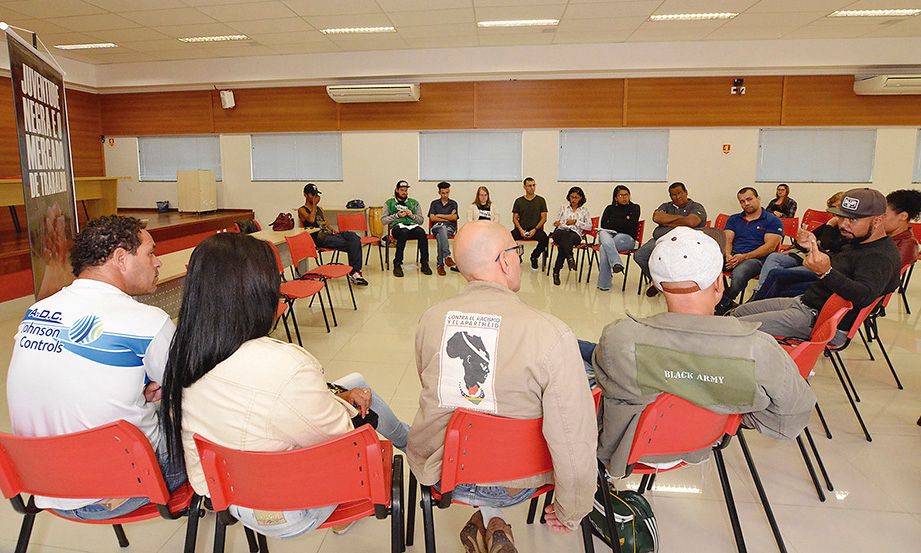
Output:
top-left (348, 272), bottom-right (369, 286)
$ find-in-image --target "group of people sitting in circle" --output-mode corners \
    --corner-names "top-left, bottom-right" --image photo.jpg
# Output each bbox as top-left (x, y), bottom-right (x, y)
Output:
top-left (6, 178), bottom-right (919, 553)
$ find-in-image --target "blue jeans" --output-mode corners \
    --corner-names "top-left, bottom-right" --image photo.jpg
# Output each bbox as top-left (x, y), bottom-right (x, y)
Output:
top-left (597, 230), bottom-right (636, 290)
top-left (315, 231), bottom-right (363, 274)
top-left (333, 372), bottom-right (410, 451)
top-left (52, 436), bottom-right (187, 521)
top-left (431, 223), bottom-right (456, 266)
top-left (439, 483), bottom-right (538, 508)
top-left (578, 340), bottom-right (599, 388)
top-left (723, 257), bottom-right (765, 303)
top-left (755, 252), bottom-right (801, 291)
top-left (633, 238), bottom-right (657, 279)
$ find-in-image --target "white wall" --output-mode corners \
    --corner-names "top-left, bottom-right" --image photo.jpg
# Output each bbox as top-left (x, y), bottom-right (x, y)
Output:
top-left (105, 127), bottom-right (921, 229)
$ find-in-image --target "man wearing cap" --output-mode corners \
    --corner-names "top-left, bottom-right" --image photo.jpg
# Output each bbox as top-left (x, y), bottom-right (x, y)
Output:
top-left (298, 183), bottom-right (368, 286)
top-left (382, 180), bottom-right (431, 278)
top-left (587, 226), bottom-right (814, 478)
top-left (733, 188), bottom-right (902, 346)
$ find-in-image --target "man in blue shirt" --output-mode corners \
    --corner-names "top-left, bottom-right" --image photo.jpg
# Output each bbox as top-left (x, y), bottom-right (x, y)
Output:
top-left (716, 187), bottom-right (783, 314)
top-left (428, 181), bottom-right (460, 275)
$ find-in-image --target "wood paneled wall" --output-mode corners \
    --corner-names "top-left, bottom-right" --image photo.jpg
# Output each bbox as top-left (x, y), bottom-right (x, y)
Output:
top-left (0, 77), bottom-right (105, 178)
top-left (94, 75), bottom-right (921, 137)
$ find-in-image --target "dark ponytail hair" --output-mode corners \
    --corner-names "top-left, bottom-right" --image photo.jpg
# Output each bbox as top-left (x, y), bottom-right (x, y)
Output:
top-left (160, 233), bottom-right (280, 462)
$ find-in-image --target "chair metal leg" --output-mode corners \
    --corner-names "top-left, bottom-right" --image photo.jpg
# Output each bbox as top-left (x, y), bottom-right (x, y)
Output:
top-left (112, 525), bottom-right (130, 548)
top-left (857, 327), bottom-right (875, 360)
top-left (391, 456), bottom-right (405, 553)
top-left (815, 401), bottom-right (833, 439)
top-left (406, 472), bottom-right (418, 547)
top-left (737, 432), bottom-right (786, 553)
top-left (14, 508), bottom-right (36, 553)
top-left (621, 253), bottom-right (631, 292)
top-left (420, 486), bottom-right (437, 553)
top-left (539, 490), bottom-right (554, 524)
top-left (597, 462), bottom-right (622, 553)
top-left (833, 351), bottom-right (861, 403)
top-left (347, 278), bottom-right (357, 310)
top-left (324, 282), bottom-right (338, 326)
top-left (286, 300), bottom-right (304, 346)
top-left (257, 533), bottom-right (269, 553)
top-left (580, 516), bottom-right (597, 553)
top-left (526, 497), bottom-right (539, 524)
top-left (796, 435), bottom-right (825, 502)
top-left (243, 527), bottom-right (259, 553)
top-left (637, 474), bottom-right (651, 494)
top-left (713, 447), bottom-right (747, 553)
top-left (804, 427), bottom-right (834, 492)
top-left (183, 494), bottom-right (204, 553)
top-left (281, 310), bottom-right (292, 343)
top-left (870, 317), bottom-right (903, 389)
top-left (213, 514), bottom-right (228, 553)
top-left (828, 351), bottom-right (872, 442)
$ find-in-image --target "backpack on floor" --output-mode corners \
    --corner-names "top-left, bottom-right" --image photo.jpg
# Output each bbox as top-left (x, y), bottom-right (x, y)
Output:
top-left (589, 480), bottom-right (659, 553)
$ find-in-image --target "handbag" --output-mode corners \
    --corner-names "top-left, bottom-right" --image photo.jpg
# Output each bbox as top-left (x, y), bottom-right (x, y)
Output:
top-left (589, 480), bottom-right (659, 552)
top-left (270, 212), bottom-right (295, 231)
top-left (346, 199), bottom-right (365, 209)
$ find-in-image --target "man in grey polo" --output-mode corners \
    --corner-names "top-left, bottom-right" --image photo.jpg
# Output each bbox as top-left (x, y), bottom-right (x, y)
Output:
top-left (634, 182), bottom-right (708, 297)
top-left (588, 227), bottom-right (814, 477)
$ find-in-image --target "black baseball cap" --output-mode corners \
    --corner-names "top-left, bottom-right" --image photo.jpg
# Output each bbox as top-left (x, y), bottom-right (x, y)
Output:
top-left (396, 180), bottom-right (410, 189)
top-left (303, 183), bottom-right (321, 195)
top-left (827, 188), bottom-right (886, 219)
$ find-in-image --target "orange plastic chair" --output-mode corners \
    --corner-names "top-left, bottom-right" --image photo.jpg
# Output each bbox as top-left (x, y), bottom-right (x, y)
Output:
top-left (0, 421), bottom-right (202, 553)
top-left (801, 209), bottom-right (833, 231)
top-left (337, 212), bottom-right (384, 270)
top-left (405, 392), bottom-right (600, 553)
top-left (585, 220), bottom-right (646, 293)
top-left (617, 393), bottom-right (785, 553)
top-left (546, 216), bottom-right (598, 277)
top-left (268, 241), bottom-right (329, 341)
top-left (193, 425), bottom-right (404, 553)
top-left (778, 217), bottom-right (800, 251)
top-left (714, 213), bottom-right (730, 230)
top-left (286, 232), bottom-right (356, 325)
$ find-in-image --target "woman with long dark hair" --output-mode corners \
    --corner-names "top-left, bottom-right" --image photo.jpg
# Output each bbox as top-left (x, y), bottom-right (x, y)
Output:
top-left (766, 184), bottom-right (798, 218)
top-left (596, 185), bottom-right (641, 291)
top-left (161, 233), bottom-right (408, 539)
top-left (550, 186), bottom-right (592, 286)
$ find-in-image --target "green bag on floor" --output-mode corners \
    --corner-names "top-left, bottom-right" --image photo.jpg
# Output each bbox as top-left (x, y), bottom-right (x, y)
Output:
top-left (589, 481), bottom-right (658, 553)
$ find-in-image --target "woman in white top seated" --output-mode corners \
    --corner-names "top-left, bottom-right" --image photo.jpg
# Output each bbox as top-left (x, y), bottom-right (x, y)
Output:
top-left (467, 185), bottom-right (500, 223)
top-left (160, 233), bottom-right (409, 539)
top-left (550, 186), bottom-right (593, 286)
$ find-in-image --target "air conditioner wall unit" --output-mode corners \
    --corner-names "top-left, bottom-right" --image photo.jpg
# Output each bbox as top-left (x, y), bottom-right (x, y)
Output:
top-left (326, 83), bottom-right (421, 103)
top-left (854, 75), bottom-right (921, 95)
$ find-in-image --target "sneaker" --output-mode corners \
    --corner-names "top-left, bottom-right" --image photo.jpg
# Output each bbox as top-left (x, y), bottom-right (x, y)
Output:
top-left (421, 263), bottom-right (433, 275)
top-left (393, 264), bottom-right (404, 278)
top-left (348, 272), bottom-right (369, 286)
top-left (645, 285), bottom-right (660, 298)
top-left (450, 266), bottom-right (460, 273)
top-left (598, 286), bottom-right (611, 292)
top-left (332, 520), bottom-right (358, 535)
top-left (714, 300), bottom-right (738, 316)
top-left (612, 263), bottom-right (624, 274)
top-left (552, 272), bottom-right (561, 286)
top-left (485, 517), bottom-right (517, 553)
top-left (566, 255), bottom-right (577, 272)
top-left (460, 510), bottom-right (486, 553)
top-left (437, 265), bottom-right (447, 276)
top-left (530, 257), bottom-right (539, 271)
top-left (445, 256), bottom-right (456, 268)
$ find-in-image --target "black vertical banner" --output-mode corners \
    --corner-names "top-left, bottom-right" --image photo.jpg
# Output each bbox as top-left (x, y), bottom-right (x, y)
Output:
top-left (6, 30), bottom-right (77, 299)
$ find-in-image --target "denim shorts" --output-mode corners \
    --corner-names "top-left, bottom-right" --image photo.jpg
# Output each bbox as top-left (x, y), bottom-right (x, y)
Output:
top-left (228, 504), bottom-right (337, 539)
top-left (442, 483), bottom-right (538, 508)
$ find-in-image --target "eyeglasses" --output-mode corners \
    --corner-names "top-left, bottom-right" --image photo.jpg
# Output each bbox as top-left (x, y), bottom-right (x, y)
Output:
top-left (495, 244), bottom-right (525, 262)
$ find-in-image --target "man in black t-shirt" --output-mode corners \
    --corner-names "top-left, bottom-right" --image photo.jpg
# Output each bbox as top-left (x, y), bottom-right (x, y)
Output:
top-left (511, 176), bottom-right (549, 271)
top-left (733, 188), bottom-right (901, 345)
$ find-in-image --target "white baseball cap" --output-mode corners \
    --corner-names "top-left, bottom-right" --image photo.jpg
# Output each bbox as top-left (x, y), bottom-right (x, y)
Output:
top-left (649, 227), bottom-right (723, 293)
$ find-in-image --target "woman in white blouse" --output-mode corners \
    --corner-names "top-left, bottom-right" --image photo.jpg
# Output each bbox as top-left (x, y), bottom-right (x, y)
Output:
top-left (466, 186), bottom-right (499, 223)
top-left (550, 186), bottom-right (592, 285)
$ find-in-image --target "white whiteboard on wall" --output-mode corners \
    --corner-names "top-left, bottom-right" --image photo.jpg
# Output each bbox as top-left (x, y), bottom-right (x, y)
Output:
top-left (251, 133), bottom-right (342, 181)
top-left (914, 129), bottom-right (921, 183)
top-left (138, 136), bottom-right (222, 181)
top-left (757, 128), bottom-right (876, 183)
top-left (558, 129), bottom-right (669, 182)
top-left (419, 131), bottom-right (522, 181)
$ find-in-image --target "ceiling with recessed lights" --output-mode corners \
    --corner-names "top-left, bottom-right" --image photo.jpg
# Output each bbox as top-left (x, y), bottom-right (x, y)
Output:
top-left (0, 0), bottom-right (919, 66)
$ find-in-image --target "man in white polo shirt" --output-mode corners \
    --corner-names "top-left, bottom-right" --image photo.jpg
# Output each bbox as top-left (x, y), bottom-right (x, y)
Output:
top-left (6, 215), bottom-right (185, 520)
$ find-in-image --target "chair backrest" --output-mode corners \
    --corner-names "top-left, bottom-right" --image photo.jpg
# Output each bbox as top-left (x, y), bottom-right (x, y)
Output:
top-left (909, 222), bottom-right (921, 242)
top-left (784, 294), bottom-right (852, 378)
top-left (842, 297), bottom-right (883, 341)
top-left (584, 216), bottom-right (600, 240)
top-left (802, 209), bottom-right (832, 231)
top-left (0, 421), bottom-right (169, 505)
top-left (217, 226), bottom-right (239, 234)
top-left (285, 231), bottom-right (319, 269)
top-left (337, 212), bottom-right (368, 234)
top-left (194, 425), bottom-right (389, 512)
top-left (440, 388), bottom-right (602, 494)
top-left (782, 217), bottom-right (799, 241)
top-left (625, 393), bottom-right (741, 466)
top-left (266, 241), bottom-right (285, 274)
top-left (714, 214), bottom-right (730, 230)
top-left (636, 220), bottom-right (645, 244)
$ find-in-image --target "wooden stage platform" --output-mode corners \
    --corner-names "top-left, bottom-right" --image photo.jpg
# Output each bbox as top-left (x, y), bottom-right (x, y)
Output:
top-left (0, 208), bottom-right (254, 302)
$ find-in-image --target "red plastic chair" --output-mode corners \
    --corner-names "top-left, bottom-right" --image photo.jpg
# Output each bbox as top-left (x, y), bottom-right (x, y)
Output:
top-left (584, 220), bottom-right (646, 293)
top-left (407, 388), bottom-right (602, 553)
top-left (338, 212), bottom-right (384, 270)
top-left (0, 421), bottom-right (202, 553)
top-left (714, 213), bottom-right (730, 230)
top-left (616, 393), bottom-right (785, 553)
top-left (801, 209), bottom-right (833, 231)
top-left (216, 225), bottom-right (240, 234)
top-left (778, 217), bottom-right (799, 250)
top-left (545, 217), bottom-right (598, 278)
top-left (268, 241), bottom-right (330, 342)
top-left (286, 232), bottom-right (356, 327)
top-left (193, 425), bottom-right (404, 553)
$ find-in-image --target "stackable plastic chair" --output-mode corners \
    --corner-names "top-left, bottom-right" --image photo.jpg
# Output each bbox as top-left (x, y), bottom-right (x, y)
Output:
top-left (268, 241), bottom-right (330, 341)
top-left (0, 421), bottom-right (202, 553)
top-left (608, 393), bottom-right (786, 553)
top-left (779, 217), bottom-right (799, 250)
top-left (714, 213), bottom-right (730, 230)
top-left (194, 425), bottom-right (404, 553)
top-left (405, 391), bottom-right (602, 553)
top-left (286, 232), bottom-right (356, 327)
top-left (337, 212), bottom-right (384, 270)
top-left (584, 221), bottom-right (646, 293)
top-left (801, 209), bottom-right (832, 231)
top-left (777, 294), bottom-right (852, 501)
top-left (545, 217), bottom-right (598, 278)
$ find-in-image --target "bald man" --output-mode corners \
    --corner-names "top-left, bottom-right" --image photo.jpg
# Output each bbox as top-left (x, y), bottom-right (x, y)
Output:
top-left (408, 221), bottom-right (597, 552)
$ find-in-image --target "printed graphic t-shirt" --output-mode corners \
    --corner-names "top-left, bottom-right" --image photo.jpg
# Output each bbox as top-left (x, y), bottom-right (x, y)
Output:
top-left (6, 278), bottom-right (175, 510)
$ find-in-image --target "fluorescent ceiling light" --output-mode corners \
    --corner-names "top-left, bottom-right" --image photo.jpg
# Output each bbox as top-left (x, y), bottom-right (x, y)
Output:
top-left (477, 19), bottom-right (559, 28)
top-left (178, 35), bottom-right (248, 43)
top-left (829, 9), bottom-right (921, 17)
top-left (650, 13), bottom-right (738, 21)
top-left (320, 26), bottom-right (396, 35)
top-left (54, 42), bottom-right (117, 50)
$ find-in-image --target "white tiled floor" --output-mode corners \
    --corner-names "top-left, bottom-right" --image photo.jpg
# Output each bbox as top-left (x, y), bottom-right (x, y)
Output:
top-left (1, 248), bottom-right (919, 553)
